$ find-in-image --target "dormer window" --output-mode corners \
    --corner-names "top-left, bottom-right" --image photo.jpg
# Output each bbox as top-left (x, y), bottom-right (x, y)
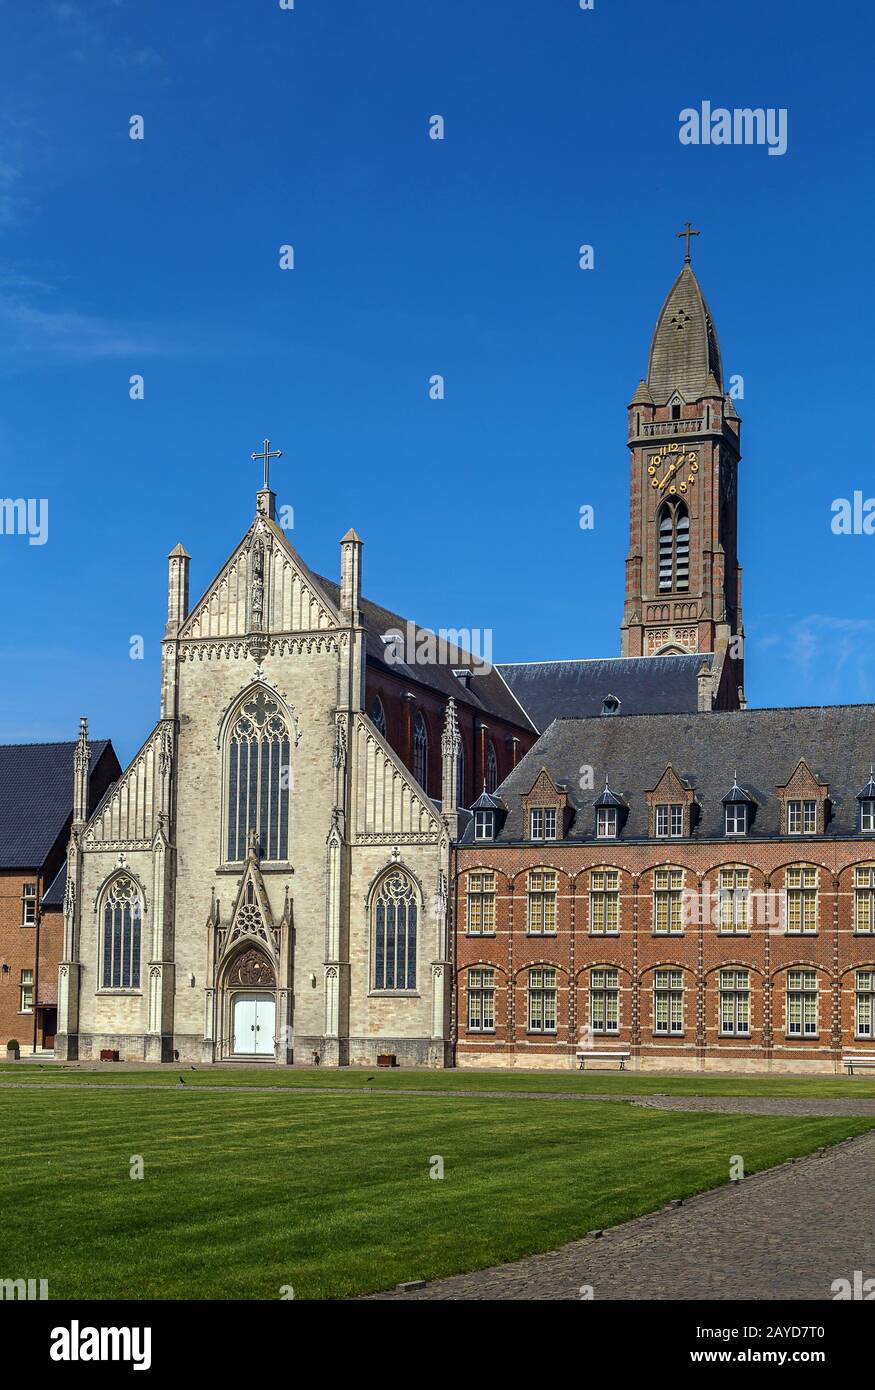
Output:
top-left (474, 809), bottom-right (495, 841)
top-left (530, 807), bottom-right (557, 841)
top-left (597, 807), bottom-right (618, 839)
top-left (857, 774), bottom-right (875, 832)
top-left (601, 694), bottom-right (620, 716)
top-left (788, 799), bottom-right (817, 835)
top-left (655, 803), bottom-right (684, 838)
top-left (722, 776), bottom-right (754, 837)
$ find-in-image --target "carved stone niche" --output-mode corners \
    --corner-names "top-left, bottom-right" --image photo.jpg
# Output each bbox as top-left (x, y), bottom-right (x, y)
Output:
top-left (228, 948), bottom-right (276, 989)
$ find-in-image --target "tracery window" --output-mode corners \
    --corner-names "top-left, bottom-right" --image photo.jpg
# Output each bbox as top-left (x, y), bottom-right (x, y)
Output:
top-left (370, 697), bottom-right (386, 737)
top-left (486, 740), bottom-right (498, 794)
top-left (413, 712), bottom-right (429, 789)
top-left (101, 876), bottom-right (142, 990)
top-left (373, 870), bottom-right (418, 991)
top-left (226, 689), bottom-right (291, 862)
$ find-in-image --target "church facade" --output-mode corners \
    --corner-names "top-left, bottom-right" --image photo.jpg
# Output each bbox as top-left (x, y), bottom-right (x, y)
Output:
top-left (55, 478), bottom-right (536, 1067)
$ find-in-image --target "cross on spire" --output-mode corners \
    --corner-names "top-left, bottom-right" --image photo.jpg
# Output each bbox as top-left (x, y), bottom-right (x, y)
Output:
top-left (251, 438), bottom-right (282, 491)
top-left (676, 221), bottom-right (700, 263)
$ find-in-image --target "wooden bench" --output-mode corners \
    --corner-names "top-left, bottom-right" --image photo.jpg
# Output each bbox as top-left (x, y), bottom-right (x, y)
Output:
top-left (843, 1055), bottom-right (875, 1075)
top-left (576, 1050), bottom-right (631, 1071)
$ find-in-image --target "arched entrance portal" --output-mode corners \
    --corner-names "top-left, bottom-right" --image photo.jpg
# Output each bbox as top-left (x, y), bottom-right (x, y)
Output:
top-left (225, 947), bottom-right (277, 1059)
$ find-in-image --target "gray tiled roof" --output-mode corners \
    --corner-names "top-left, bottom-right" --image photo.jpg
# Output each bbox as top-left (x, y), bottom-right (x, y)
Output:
top-left (0, 740), bottom-right (111, 868)
top-left (647, 263), bottom-right (723, 404)
top-left (465, 705), bottom-right (875, 844)
top-left (497, 655), bottom-right (710, 732)
top-left (316, 576), bottom-right (537, 732)
top-left (42, 861), bottom-right (67, 906)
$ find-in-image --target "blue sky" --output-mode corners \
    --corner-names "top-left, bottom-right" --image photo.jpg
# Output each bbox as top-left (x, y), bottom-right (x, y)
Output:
top-left (1, 0), bottom-right (873, 764)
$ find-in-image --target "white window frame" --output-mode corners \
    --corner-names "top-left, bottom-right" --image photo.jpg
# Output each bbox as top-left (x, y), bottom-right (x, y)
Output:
top-left (474, 810), bottom-right (494, 841)
top-left (589, 870), bottom-right (620, 935)
top-left (655, 803), bottom-right (684, 838)
top-left (787, 798), bottom-right (817, 835)
top-left (20, 968), bottom-right (33, 1013)
top-left (467, 968), bottom-right (496, 1033)
top-left (724, 804), bottom-right (748, 836)
top-left (596, 807), bottom-right (618, 839)
top-left (590, 969), bottom-right (620, 1034)
top-left (466, 872), bottom-right (496, 936)
top-left (854, 866), bottom-right (875, 934)
top-left (530, 807), bottom-right (557, 841)
top-left (862, 801), bottom-right (875, 833)
top-left (719, 968), bottom-right (751, 1036)
top-left (856, 970), bottom-right (874, 1039)
top-left (787, 970), bottom-right (818, 1037)
top-left (527, 968), bottom-right (557, 1033)
top-left (527, 870), bottom-right (558, 935)
top-left (22, 882), bottom-right (37, 926)
top-left (718, 868), bottom-right (750, 934)
top-left (654, 970), bottom-right (684, 1035)
top-left (653, 868), bottom-right (684, 934)
top-left (785, 866), bottom-right (818, 935)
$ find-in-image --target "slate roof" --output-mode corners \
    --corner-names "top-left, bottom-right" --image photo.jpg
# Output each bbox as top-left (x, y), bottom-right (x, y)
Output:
top-left (497, 655), bottom-right (710, 732)
top-left (42, 861), bottom-right (67, 907)
top-left (316, 576), bottom-right (537, 732)
top-left (0, 740), bottom-right (111, 868)
top-left (647, 263), bottom-right (723, 404)
top-left (461, 705), bottom-right (875, 844)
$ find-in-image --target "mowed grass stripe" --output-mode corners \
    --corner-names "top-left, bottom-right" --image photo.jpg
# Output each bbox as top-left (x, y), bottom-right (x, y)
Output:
top-left (3, 1063), bottom-right (875, 1099)
top-left (1, 1088), bottom-right (871, 1299)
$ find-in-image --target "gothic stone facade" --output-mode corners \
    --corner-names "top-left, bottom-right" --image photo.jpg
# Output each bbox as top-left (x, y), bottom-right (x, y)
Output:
top-left (54, 489), bottom-right (517, 1067)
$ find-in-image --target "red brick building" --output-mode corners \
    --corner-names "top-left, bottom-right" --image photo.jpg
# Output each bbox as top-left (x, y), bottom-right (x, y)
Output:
top-left (453, 707), bottom-right (875, 1072)
top-left (0, 734), bottom-right (119, 1054)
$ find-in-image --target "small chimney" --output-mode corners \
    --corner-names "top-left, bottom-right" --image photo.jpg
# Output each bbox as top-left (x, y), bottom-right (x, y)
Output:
top-left (167, 543), bottom-right (190, 631)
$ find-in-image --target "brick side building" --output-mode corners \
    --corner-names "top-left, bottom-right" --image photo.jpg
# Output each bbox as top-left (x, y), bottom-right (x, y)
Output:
top-left (453, 708), bottom-right (875, 1073)
top-left (0, 736), bottom-right (120, 1054)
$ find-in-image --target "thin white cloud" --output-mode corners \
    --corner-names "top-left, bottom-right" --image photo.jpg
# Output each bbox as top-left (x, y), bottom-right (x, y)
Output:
top-left (0, 294), bottom-right (163, 361)
top-left (775, 614), bottom-right (875, 701)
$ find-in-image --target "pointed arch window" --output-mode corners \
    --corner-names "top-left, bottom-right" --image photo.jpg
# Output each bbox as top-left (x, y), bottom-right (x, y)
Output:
top-left (101, 876), bottom-right (142, 990)
top-left (226, 689), bottom-right (291, 862)
top-left (486, 740), bottom-right (498, 793)
top-left (456, 736), bottom-right (466, 807)
top-left (413, 711), bottom-right (429, 788)
top-left (370, 696), bottom-right (386, 737)
top-left (658, 500), bottom-right (690, 593)
top-left (373, 870), bottom-right (418, 991)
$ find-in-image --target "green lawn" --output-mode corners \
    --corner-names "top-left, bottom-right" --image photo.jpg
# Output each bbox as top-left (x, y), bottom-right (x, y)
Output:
top-left (2, 1085), bottom-right (872, 1299)
top-left (2, 1060), bottom-right (875, 1099)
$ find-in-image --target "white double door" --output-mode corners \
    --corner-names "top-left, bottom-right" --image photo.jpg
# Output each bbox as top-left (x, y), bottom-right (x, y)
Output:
top-left (232, 992), bottom-right (276, 1057)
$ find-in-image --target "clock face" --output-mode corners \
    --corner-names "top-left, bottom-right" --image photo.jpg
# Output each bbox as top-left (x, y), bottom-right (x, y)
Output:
top-left (647, 443), bottom-right (699, 496)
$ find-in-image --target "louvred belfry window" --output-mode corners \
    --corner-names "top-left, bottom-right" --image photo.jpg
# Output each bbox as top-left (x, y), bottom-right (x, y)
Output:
top-left (658, 500), bottom-right (690, 593)
top-left (226, 690), bottom-right (291, 862)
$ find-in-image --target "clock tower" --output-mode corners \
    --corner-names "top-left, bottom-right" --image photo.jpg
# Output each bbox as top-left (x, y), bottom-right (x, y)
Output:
top-left (620, 230), bottom-right (745, 707)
